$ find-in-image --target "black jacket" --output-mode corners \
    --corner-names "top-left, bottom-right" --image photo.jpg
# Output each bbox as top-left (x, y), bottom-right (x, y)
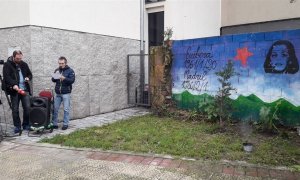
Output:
top-left (2, 56), bottom-right (33, 95)
top-left (52, 65), bottom-right (75, 94)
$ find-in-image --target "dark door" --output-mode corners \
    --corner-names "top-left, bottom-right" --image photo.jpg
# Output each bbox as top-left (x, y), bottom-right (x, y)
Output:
top-left (148, 11), bottom-right (164, 48)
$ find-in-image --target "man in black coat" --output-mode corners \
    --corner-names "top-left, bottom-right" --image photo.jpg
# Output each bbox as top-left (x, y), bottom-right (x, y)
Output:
top-left (2, 50), bottom-right (32, 133)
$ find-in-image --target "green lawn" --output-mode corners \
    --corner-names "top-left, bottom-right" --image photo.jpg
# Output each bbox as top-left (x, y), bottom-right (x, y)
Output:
top-left (41, 115), bottom-right (300, 168)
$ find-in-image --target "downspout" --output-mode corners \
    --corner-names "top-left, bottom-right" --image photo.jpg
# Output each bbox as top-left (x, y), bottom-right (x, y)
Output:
top-left (140, 0), bottom-right (145, 104)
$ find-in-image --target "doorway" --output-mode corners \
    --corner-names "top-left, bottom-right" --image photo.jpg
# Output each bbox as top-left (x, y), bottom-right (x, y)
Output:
top-left (148, 11), bottom-right (164, 48)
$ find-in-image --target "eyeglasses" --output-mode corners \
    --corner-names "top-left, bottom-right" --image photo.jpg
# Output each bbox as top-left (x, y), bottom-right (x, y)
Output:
top-left (59, 63), bottom-right (65, 65)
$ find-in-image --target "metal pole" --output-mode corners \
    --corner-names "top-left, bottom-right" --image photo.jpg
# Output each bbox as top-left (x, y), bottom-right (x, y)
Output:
top-left (127, 55), bottom-right (130, 105)
top-left (140, 0), bottom-right (145, 53)
top-left (140, 0), bottom-right (145, 104)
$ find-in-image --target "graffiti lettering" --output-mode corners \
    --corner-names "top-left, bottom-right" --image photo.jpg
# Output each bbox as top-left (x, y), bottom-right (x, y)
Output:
top-left (182, 80), bottom-right (208, 92)
top-left (181, 46), bottom-right (217, 92)
top-left (184, 70), bottom-right (207, 81)
top-left (185, 58), bottom-right (217, 71)
top-left (186, 46), bottom-right (213, 60)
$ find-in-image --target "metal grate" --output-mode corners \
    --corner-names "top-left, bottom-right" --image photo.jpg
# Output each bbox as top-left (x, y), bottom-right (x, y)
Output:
top-left (127, 54), bottom-right (150, 107)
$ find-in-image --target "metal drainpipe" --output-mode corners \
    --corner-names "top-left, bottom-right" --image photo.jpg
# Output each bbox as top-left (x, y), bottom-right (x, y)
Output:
top-left (140, 0), bottom-right (145, 104)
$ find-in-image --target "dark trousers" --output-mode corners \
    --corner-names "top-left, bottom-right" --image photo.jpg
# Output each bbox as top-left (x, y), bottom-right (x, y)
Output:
top-left (10, 93), bottom-right (30, 128)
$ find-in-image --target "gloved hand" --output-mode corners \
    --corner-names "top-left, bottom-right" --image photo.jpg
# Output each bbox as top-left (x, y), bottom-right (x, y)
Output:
top-left (17, 89), bottom-right (26, 96)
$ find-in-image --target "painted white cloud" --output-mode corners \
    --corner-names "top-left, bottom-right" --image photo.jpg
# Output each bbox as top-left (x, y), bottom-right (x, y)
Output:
top-left (173, 69), bottom-right (300, 106)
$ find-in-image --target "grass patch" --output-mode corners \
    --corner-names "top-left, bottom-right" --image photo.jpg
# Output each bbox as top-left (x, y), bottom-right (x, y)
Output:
top-left (41, 115), bottom-right (300, 167)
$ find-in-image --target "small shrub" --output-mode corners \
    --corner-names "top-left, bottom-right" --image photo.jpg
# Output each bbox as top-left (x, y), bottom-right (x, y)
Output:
top-left (163, 27), bottom-right (173, 46)
top-left (258, 100), bottom-right (281, 133)
top-left (198, 97), bottom-right (218, 122)
top-left (215, 60), bottom-right (236, 126)
top-left (186, 109), bottom-right (201, 121)
top-left (155, 104), bottom-right (170, 117)
top-left (199, 60), bottom-right (236, 126)
top-left (163, 27), bottom-right (173, 69)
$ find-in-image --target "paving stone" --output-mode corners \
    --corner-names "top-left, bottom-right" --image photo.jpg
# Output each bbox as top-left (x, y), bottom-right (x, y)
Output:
top-left (223, 165), bottom-right (235, 175)
top-left (127, 155), bottom-right (145, 164)
top-left (149, 157), bottom-right (164, 166)
top-left (114, 154), bottom-right (130, 162)
top-left (0, 141), bottom-right (20, 152)
top-left (167, 159), bottom-right (182, 169)
top-left (244, 167), bottom-right (258, 177)
top-left (257, 167), bottom-right (270, 178)
top-left (87, 152), bottom-right (110, 160)
top-left (140, 157), bottom-right (154, 165)
top-left (269, 170), bottom-right (298, 180)
top-left (269, 169), bottom-right (284, 179)
top-left (209, 173), bottom-right (238, 180)
top-left (159, 158), bottom-right (174, 168)
top-left (236, 176), bottom-right (261, 180)
top-left (179, 161), bottom-right (190, 170)
top-left (106, 153), bottom-right (122, 161)
top-left (234, 166), bottom-right (246, 176)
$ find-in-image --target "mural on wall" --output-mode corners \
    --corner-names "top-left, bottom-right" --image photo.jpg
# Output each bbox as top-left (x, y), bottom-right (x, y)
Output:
top-left (171, 29), bottom-right (300, 126)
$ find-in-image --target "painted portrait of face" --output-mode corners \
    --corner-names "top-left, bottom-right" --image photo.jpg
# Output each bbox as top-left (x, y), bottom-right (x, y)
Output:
top-left (264, 40), bottom-right (299, 74)
top-left (270, 44), bottom-right (289, 72)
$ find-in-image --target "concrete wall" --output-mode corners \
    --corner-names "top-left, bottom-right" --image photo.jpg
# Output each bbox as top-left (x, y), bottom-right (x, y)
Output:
top-left (164, 0), bottom-right (221, 40)
top-left (0, 0), bottom-right (30, 28)
top-left (29, 0), bottom-right (140, 40)
top-left (221, 0), bottom-right (300, 27)
top-left (0, 0), bottom-right (140, 40)
top-left (0, 26), bottom-right (139, 124)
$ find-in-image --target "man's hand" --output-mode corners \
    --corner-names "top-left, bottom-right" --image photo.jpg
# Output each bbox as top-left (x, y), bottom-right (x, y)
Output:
top-left (60, 75), bottom-right (66, 81)
top-left (13, 85), bottom-right (19, 91)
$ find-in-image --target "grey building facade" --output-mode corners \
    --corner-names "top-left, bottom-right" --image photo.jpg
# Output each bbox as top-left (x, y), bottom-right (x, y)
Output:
top-left (0, 26), bottom-right (140, 124)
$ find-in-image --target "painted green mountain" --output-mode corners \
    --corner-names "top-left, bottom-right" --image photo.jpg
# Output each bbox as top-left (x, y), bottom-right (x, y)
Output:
top-left (172, 91), bottom-right (300, 126)
top-left (231, 94), bottom-right (265, 121)
top-left (172, 91), bottom-right (211, 110)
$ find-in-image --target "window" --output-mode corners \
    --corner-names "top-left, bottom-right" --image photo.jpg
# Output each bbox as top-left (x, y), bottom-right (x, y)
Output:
top-left (145, 0), bottom-right (165, 4)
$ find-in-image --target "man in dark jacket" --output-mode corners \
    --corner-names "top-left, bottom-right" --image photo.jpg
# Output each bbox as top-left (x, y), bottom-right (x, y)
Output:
top-left (2, 50), bottom-right (32, 133)
top-left (52, 56), bottom-right (75, 130)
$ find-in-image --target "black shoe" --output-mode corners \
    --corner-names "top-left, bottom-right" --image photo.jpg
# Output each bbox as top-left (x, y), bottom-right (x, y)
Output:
top-left (23, 125), bottom-right (32, 131)
top-left (53, 125), bottom-right (58, 129)
top-left (62, 125), bottom-right (68, 130)
top-left (14, 127), bottom-right (21, 134)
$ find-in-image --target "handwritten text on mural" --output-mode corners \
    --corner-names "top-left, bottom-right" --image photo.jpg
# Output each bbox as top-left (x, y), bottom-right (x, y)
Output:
top-left (182, 46), bottom-right (217, 92)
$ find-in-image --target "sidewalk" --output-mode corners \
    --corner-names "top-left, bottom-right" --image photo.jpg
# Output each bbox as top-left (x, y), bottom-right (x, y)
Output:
top-left (0, 107), bottom-right (299, 180)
